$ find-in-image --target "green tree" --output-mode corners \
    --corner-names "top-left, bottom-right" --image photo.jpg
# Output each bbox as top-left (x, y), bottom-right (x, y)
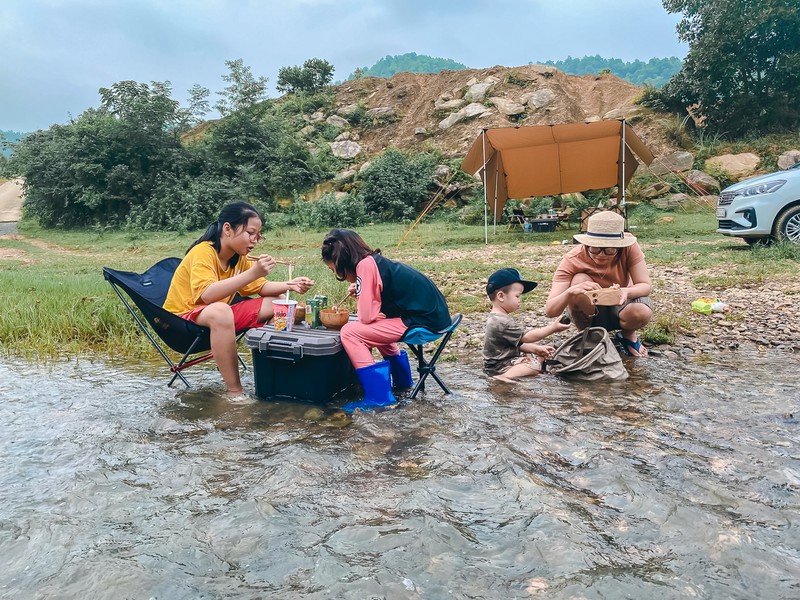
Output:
top-left (276, 58), bottom-right (335, 94)
top-left (349, 52), bottom-right (467, 79)
top-left (11, 82), bottom-right (189, 228)
top-left (214, 59), bottom-right (269, 116)
top-left (357, 148), bottom-right (437, 221)
top-left (186, 83), bottom-right (211, 126)
top-left (656, 0), bottom-right (800, 135)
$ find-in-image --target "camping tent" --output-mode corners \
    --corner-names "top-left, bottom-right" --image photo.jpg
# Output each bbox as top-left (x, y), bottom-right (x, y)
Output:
top-left (460, 119), bottom-right (655, 241)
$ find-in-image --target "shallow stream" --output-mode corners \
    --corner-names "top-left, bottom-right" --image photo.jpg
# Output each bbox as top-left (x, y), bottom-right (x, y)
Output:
top-left (1, 353), bottom-right (798, 599)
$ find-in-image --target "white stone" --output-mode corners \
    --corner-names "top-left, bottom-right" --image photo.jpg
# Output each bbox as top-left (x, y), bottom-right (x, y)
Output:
top-left (329, 140), bottom-right (362, 159)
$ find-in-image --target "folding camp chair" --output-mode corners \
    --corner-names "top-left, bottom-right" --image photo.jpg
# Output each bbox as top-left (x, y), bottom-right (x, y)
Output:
top-left (103, 257), bottom-right (247, 387)
top-left (400, 313), bottom-right (462, 399)
top-left (506, 208), bottom-right (527, 232)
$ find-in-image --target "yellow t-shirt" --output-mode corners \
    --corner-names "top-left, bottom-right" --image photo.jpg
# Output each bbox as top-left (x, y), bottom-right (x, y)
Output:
top-left (163, 242), bottom-right (267, 314)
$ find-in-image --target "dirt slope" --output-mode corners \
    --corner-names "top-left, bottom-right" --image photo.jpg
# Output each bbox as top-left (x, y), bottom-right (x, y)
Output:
top-left (330, 64), bottom-right (677, 161)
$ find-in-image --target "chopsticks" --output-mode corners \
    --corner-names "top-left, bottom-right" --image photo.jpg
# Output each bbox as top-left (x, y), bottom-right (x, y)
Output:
top-left (246, 255), bottom-right (293, 265)
top-left (331, 288), bottom-right (353, 310)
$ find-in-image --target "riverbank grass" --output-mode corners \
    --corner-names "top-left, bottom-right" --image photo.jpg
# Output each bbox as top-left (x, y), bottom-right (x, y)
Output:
top-left (2, 209), bottom-right (798, 359)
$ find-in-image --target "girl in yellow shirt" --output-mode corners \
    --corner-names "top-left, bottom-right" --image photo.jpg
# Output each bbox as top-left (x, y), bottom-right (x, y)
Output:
top-left (164, 202), bottom-right (314, 397)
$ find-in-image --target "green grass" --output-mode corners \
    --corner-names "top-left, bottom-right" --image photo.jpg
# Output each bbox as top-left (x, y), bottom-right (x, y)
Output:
top-left (2, 215), bottom-right (798, 359)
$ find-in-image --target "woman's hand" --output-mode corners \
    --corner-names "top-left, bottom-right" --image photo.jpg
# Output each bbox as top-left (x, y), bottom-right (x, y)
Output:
top-left (616, 285), bottom-right (630, 305)
top-left (287, 277), bottom-right (314, 294)
top-left (567, 280), bottom-right (600, 298)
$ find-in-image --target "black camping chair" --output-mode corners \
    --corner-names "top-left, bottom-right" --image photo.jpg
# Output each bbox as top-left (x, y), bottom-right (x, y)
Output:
top-left (400, 313), bottom-right (462, 399)
top-left (103, 257), bottom-right (247, 387)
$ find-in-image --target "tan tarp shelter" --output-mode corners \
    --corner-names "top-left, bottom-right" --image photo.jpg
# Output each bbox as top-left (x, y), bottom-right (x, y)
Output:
top-left (460, 120), bottom-right (654, 241)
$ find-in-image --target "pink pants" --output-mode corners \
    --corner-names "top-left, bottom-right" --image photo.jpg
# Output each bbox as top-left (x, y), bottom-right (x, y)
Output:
top-left (339, 317), bottom-right (408, 369)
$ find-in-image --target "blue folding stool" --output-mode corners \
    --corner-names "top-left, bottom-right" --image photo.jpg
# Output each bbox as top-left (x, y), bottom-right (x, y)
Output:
top-left (400, 313), bottom-right (462, 399)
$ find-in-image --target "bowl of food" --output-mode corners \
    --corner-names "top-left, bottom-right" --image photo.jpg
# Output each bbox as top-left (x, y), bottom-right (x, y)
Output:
top-left (319, 308), bottom-right (350, 330)
top-left (293, 303), bottom-right (306, 324)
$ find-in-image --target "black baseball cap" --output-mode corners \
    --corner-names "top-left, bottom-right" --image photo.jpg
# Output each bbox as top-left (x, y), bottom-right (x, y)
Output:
top-left (486, 268), bottom-right (537, 295)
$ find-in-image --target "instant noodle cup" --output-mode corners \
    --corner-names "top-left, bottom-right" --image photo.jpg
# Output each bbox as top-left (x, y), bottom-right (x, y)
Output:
top-left (272, 299), bottom-right (298, 331)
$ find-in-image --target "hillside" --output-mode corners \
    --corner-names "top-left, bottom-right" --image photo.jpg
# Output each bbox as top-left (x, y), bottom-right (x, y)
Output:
top-left (321, 63), bottom-right (678, 166)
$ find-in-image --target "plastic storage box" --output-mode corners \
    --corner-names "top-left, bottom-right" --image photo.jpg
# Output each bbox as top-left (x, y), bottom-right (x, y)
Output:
top-left (245, 325), bottom-right (358, 402)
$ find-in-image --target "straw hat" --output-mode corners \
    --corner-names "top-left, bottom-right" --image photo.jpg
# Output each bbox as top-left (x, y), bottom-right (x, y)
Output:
top-left (573, 211), bottom-right (636, 248)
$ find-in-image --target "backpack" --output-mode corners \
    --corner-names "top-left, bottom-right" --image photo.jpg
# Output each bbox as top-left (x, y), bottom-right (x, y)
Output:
top-left (543, 327), bottom-right (628, 382)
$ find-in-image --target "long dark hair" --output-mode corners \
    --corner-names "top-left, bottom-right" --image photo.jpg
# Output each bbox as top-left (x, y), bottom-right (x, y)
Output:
top-left (188, 202), bottom-right (262, 269)
top-left (321, 229), bottom-right (378, 281)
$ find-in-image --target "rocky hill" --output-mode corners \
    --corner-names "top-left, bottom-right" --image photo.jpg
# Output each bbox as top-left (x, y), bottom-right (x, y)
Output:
top-left (319, 63), bottom-right (679, 167)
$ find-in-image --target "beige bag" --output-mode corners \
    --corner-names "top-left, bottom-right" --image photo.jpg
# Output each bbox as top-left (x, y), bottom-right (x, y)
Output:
top-left (543, 327), bottom-right (628, 381)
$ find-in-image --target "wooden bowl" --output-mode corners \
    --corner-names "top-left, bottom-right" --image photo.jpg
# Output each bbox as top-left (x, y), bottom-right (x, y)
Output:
top-left (293, 303), bottom-right (306, 324)
top-left (320, 308), bottom-right (349, 330)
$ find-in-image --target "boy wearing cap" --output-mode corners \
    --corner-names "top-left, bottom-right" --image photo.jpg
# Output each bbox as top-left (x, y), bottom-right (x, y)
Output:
top-left (483, 268), bottom-right (571, 382)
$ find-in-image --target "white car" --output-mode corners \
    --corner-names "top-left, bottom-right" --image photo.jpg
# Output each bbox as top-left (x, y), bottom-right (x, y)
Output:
top-left (716, 162), bottom-right (800, 245)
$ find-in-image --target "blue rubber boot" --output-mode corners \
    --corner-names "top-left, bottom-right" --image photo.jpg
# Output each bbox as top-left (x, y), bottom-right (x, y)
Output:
top-left (384, 351), bottom-right (414, 389)
top-left (342, 361), bottom-right (397, 413)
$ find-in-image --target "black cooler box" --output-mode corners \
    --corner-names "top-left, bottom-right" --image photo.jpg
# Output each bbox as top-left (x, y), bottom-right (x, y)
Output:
top-left (245, 325), bottom-right (358, 402)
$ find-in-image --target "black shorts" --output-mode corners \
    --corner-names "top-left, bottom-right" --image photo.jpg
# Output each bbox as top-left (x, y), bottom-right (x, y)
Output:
top-left (570, 296), bottom-right (653, 332)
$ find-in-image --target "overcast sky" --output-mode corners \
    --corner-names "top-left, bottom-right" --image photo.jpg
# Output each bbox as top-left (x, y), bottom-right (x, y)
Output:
top-left (1, 0), bottom-right (687, 132)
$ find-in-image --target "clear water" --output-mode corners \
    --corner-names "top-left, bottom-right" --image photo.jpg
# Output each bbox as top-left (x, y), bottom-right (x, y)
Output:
top-left (1, 354), bottom-right (798, 599)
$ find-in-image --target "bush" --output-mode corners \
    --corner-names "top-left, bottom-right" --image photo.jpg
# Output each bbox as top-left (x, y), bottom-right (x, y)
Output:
top-left (357, 148), bottom-right (437, 221)
top-left (289, 192), bottom-right (366, 230)
top-left (628, 202), bottom-right (661, 225)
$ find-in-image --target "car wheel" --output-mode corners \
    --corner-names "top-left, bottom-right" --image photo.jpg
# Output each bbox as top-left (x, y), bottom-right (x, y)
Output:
top-left (773, 205), bottom-right (800, 243)
top-left (744, 236), bottom-right (773, 247)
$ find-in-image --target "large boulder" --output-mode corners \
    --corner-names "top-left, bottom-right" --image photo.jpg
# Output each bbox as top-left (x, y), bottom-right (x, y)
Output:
top-left (438, 103), bottom-right (492, 130)
top-left (777, 150), bottom-right (800, 170)
top-left (685, 170), bottom-right (721, 194)
top-left (366, 107), bottom-right (396, 119)
top-left (489, 96), bottom-right (525, 116)
top-left (641, 181), bottom-right (672, 199)
top-left (651, 193), bottom-right (691, 210)
top-left (704, 153), bottom-right (761, 180)
top-left (434, 98), bottom-right (465, 111)
top-left (464, 77), bottom-right (499, 102)
top-left (329, 140), bottom-right (362, 159)
top-left (326, 114), bottom-right (349, 128)
top-left (649, 151), bottom-right (694, 175)
top-left (520, 88), bottom-right (556, 109)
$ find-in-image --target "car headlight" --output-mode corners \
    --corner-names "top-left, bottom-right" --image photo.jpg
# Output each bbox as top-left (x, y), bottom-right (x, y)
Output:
top-left (733, 180), bottom-right (786, 198)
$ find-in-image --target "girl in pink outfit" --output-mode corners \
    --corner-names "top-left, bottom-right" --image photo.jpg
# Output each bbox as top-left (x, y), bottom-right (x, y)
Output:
top-left (321, 229), bottom-right (451, 411)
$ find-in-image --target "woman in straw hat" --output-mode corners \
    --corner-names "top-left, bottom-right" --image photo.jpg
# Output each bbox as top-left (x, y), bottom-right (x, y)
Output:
top-left (544, 211), bottom-right (652, 356)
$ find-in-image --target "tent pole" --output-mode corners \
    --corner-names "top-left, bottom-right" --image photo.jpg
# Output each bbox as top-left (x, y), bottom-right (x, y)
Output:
top-left (493, 159), bottom-right (499, 234)
top-left (481, 130), bottom-right (488, 244)
top-left (621, 119), bottom-right (626, 206)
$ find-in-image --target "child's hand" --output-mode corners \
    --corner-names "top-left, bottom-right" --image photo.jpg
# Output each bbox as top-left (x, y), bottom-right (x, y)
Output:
top-left (288, 277), bottom-right (314, 294)
top-left (531, 345), bottom-right (556, 359)
top-left (552, 319), bottom-right (572, 333)
top-left (347, 283), bottom-right (357, 297)
top-left (249, 254), bottom-right (277, 276)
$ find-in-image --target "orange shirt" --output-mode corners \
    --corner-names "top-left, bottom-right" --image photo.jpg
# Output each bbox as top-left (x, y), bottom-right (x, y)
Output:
top-left (163, 242), bottom-right (267, 314)
top-left (553, 241), bottom-right (645, 288)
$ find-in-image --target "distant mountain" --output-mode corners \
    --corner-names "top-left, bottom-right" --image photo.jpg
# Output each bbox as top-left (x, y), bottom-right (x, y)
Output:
top-left (348, 52), bottom-right (467, 80)
top-left (543, 55), bottom-right (682, 87)
top-left (1, 130), bottom-right (28, 157)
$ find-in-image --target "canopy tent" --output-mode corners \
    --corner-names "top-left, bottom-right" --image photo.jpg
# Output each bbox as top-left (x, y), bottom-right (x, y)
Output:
top-left (460, 120), bottom-right (655, 241)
